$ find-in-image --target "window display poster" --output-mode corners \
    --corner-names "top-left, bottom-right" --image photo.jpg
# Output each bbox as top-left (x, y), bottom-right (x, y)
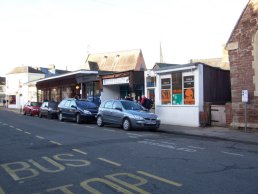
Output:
top-left (172, 93), bottom-right (182, 105)
top-left (161, 90), bottom-right (171, 104)
top-left (172, 89), bottom-right (182, 104)
top-left (184, 88), bottom-right (195, 104)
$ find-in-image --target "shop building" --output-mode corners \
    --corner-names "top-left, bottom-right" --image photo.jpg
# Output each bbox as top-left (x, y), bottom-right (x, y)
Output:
top-left (36, 70), bottom-right (100, 104)
top-left (0, 77), bottom-right (6, 106)
top-left (6, 66), bottom-right (45, 109)
top-left (145, 63), bottom-right (231, 127)
top-left (83, 49), bottom-right (146, 102)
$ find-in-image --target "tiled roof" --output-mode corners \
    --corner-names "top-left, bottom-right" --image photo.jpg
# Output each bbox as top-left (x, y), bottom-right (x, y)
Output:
top-left (83, 49), bottom-right (146, 72)
top-left (7, 66), bottom-right (45, 74)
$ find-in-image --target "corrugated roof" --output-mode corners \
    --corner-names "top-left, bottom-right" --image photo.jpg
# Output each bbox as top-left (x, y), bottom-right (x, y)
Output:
top-left (83, 49), bottom-right (146, 72)
top-left (191, 58), bottom-right (230, 70)
top-left (7, 66), bottom-right (45, 74)
top-left (154, 62), bottom-right (229, 72)
top-left (153, 63), bottom-right (182, 70)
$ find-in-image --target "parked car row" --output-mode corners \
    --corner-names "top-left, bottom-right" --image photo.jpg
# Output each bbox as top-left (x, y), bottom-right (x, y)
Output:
top-left (23, 98), bottom-right (160, 131)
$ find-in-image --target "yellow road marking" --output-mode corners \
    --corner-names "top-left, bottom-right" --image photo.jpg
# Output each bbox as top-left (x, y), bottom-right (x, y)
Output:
top-left (24, 132), bottom-right (31, 135)
top-left (98, 158), bottom-right (122, 167)
top-left (16, 128), bottom-right (23, 132)
top-left (72, 149), bottom-right (88, 155)
top-left (50, 141), bottom-right (62, 146)
top-left (137, 171), bottom-right (182, 187)
top-left (36, 136), bottom-right (45, 140)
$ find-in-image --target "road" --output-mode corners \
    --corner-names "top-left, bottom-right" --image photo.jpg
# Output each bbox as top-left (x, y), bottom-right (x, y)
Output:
top-left (0, 109), bottom-right (258, 194)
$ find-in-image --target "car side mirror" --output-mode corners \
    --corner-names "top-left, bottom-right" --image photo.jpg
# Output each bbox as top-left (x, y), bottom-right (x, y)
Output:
top-left (71, 105), bottom-right (77, 109)
top-left (115, 107), bottom-right (122, 111)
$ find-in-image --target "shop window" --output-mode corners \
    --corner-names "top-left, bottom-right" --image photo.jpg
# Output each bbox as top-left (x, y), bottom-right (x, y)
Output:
top-left (183, 76), bottom-right (195, 105)
top-left (147, 89), bottom-right (155, 108)
top-left (172, 72), bottom-right (183, 105)
top-left (161, 78), bottom-right (171, 104)
top-left (146, 76), bottom-right (156, 87)
top-left (8, 95), bottom-right (16, 105)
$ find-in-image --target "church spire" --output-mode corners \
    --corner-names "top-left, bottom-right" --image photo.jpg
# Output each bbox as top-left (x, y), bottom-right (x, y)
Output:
top-left (160, 42), bottom-right (163, 63)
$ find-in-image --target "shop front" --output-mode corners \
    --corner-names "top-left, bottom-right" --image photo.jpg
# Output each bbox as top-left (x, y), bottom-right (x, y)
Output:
top-left (100, 71), bottom-right (144, 102)
top-left (145, 63), bottom-right (231, 127)
top-left (36, 70), bottom-right (100, 104)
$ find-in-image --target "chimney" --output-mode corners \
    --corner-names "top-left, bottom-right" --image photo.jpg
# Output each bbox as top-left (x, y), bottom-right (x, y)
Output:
top-left (48, 64), bottom-right (56, 74)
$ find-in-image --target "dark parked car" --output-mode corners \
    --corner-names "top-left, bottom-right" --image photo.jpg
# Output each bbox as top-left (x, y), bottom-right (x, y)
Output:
top-left (96, 100), bottom-right (160, 131)
top-left (39, 101), bottom-right (58, 119)
top-left (58, 98), bottom-right (98, 124)
top-left (23, 101), bottom-right (42, 116)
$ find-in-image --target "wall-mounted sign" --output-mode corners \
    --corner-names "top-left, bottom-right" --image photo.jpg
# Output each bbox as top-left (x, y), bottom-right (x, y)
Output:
top-left (103, 76), bottom-right (129, 85)
top-left (242, 90), bottom-right (248, 102)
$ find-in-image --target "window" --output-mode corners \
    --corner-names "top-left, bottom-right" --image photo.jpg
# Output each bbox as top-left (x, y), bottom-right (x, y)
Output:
top-left (64, 100), bottom-right (71, 108)
top-left (146, 76), bottom-right (156, 87)
top-left (104, 100), bottom-right (113, 109)
top-left (9, 95), bottom-right (16, 105)
top-left (183, 76), bottom-right (195, 105)
top-left (172, 72), bottom-right (183, 105)
top-left (70, 101), bottom-right (76, 108)
top-left (161, 78), bottom-right (171, 104)
top-left (112, 101), bottom-right (122, 109)
top-left (159, 73), bottom-right (195, 105)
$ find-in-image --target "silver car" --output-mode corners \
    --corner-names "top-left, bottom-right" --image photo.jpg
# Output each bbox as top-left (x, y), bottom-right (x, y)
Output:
top-left (96, 100), bottom-right (160, 131)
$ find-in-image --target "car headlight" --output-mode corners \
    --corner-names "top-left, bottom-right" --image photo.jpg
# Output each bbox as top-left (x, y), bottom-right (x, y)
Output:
top-left (156, 117), bottom-right (160, 121)
top-left (134, 115), bottom-right (144, 120)
top-left (83, 110), bottom-right (91, 115)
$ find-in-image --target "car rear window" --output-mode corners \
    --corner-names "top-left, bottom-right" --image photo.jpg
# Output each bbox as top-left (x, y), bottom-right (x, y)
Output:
top-left (31, 102), bottom-right (42, 107)
top-left (49, 102), bottom-right (58, 108)
top-left (121, 101), bottom-right (142, 110)
top-left (76, 100), bottom-right (97, 109)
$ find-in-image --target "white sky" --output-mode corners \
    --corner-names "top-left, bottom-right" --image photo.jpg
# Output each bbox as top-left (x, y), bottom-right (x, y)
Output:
top-left (0, 0), bottom-right (248, 76)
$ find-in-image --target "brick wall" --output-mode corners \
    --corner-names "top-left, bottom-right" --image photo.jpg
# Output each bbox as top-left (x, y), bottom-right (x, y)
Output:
top-left (225, 103), bottom-right (232, 127)
top-left (227, 0), bottom-right (258, 130)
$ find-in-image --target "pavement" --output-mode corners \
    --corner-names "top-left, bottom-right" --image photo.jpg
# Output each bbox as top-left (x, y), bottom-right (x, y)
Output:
top-left (3, 107), bottom-right (258, 145)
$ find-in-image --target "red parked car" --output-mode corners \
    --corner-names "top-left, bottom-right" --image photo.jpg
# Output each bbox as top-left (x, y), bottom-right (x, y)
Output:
top-left (23, 101), bottom-right (42, 116)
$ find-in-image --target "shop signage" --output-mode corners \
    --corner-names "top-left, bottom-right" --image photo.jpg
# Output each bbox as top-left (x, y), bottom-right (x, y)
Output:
top-left (103, 76), bottom-right (129, 85)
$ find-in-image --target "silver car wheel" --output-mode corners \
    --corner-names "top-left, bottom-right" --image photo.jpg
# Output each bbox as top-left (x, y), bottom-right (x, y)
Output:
top-left (123, 119), bottom-right (131, 131)
top-left (59, 113), bottom-right (63, 121)
top-left (97, 116), bottom-right (104, 127)
top-left (76, 114), bottom-right (81, 124)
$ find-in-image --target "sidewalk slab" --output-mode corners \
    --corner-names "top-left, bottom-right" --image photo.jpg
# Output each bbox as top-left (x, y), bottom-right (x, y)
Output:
top-left (159, 124), bottom-right (258, 145)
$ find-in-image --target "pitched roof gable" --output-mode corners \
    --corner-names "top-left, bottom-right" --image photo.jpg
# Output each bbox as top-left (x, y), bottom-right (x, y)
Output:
top-left (7, 66), bottom-right (45, 74)
top-left (226, 0), bottom-right (254, 45)
top-left (83, 49), bottom-right (146, 72)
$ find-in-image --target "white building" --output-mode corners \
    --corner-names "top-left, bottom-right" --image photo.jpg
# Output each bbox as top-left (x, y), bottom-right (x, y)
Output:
top-left (5, 66), bottom-right (45, 109)
top-left (145, 63), bottom-right (231, 127)
top-left (0, 77), bottom-right (6, 106)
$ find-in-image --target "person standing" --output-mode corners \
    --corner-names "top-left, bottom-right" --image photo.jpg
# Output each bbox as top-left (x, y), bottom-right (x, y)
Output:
top-left (141, 95), bottom-right (147, 108)
top-left (3, 99), bottom-right (6, 108)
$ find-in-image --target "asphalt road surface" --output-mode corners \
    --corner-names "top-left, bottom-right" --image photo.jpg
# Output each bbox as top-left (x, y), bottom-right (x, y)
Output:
top-left (0, 109), bottom-right (258, 194)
